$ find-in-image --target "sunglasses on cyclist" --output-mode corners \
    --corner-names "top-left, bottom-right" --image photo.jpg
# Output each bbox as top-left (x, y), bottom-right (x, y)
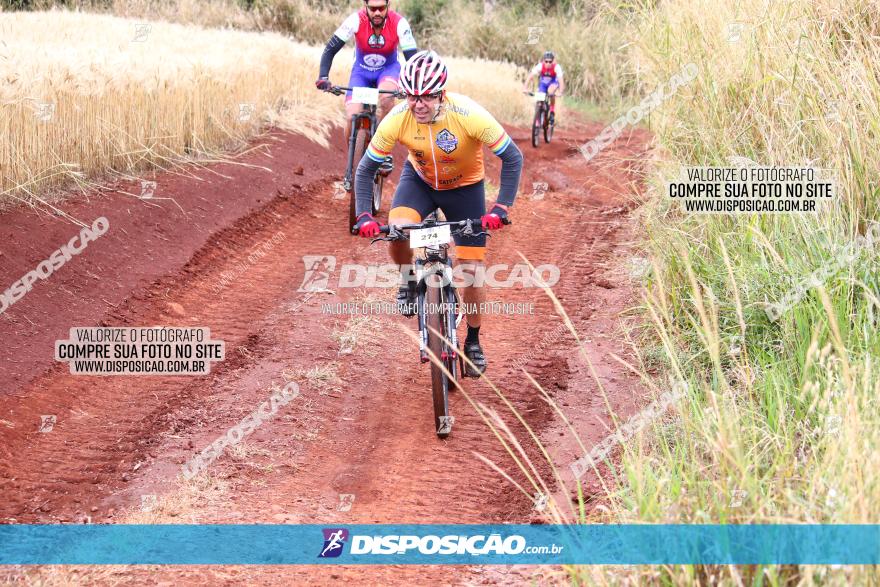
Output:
top-left (543, 59), bottom-right (553, 63)
top-left (405, 92), bottom-right (442, 104)
top-left (366, 3), bottom-right (388, 12)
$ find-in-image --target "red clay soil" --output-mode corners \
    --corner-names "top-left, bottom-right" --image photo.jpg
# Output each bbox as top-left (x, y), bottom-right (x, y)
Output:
top-left (0, 119), bottom-right (654, 585)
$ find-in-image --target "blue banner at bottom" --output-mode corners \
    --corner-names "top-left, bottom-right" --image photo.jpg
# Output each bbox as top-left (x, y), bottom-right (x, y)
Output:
top-left (0, 524), bottom-right (878, 565)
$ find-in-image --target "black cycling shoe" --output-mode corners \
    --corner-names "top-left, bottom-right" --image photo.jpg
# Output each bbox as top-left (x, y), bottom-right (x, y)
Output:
top-left (378, 155), bottom-right (393, 176)
top-left (463, 341), bottom-right (486, 377)
top-left (548, 111), bottom-right (556, 125)
top-left (397, 282), bottom-right (417, 317)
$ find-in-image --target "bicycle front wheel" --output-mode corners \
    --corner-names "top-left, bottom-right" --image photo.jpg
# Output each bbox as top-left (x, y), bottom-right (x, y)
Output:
top-left (350, 127), bottom-right (371, 231)
top-left (426, 278), bottom-right (451, 437)
top-left (445, 283), bottom-right (461, 392)
top-left (531, 103), bottom-right (543, 148)
top-left (544, 106), bottom-right (554, 143)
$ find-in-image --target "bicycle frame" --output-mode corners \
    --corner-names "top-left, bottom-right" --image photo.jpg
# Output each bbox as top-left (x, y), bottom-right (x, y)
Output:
top-left (536, 94), bottom-right (551, 120)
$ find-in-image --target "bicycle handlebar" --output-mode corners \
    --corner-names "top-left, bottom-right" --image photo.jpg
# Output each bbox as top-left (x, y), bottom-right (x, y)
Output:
top-left (381, 217), bottom-right (510, 234)
top-left (327, 85), bottom-right (405, 98)
top-left (351, 216), bottom-right (512, 238)
top-left (524, 90), bottom-right (562, 99)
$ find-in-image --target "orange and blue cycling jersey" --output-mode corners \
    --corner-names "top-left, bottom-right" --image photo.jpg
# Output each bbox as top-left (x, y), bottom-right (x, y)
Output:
top-left (366, 92), bottom-right (513, 190)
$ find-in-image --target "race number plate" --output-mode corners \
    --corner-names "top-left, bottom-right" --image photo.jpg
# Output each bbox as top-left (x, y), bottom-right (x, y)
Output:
top-left (534, 91), bottom-right (547, 102)
top-left (351, 87), bottom-right (380, 105)
top-left (409, 225), bottom-right (451, 249)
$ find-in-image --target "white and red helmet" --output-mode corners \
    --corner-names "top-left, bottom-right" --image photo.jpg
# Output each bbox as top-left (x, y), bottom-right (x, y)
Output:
top-left (400, 50), bottom-right (448, 95)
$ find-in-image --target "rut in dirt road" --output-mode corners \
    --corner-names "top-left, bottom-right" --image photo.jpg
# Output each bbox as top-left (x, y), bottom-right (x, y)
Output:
top-left (0, 123), bottom-right (653, 583)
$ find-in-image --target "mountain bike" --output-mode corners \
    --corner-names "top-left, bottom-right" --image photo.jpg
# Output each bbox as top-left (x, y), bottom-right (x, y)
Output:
top-left (362, 214), bottom-right (510, 438)
top-left (328, 85), bottom-right (403, 231)
top-left (525, 91), bottom-right (555, 148)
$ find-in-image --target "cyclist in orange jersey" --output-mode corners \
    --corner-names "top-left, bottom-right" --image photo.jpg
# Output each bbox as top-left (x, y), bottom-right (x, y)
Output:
top-left (352, 51), bottom-right (524, 375)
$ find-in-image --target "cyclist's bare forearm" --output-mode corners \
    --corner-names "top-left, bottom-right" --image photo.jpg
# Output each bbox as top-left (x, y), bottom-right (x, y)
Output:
top-left (319, 35), bottom-right (346, 78)
top-left (354, 155), bottom-right (383, 217)
top-left (495, 140), bottom-right (524, 207)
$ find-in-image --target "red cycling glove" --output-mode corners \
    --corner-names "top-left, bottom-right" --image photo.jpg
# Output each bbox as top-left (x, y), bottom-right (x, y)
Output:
top-left (481, 204), bottom-right (509, 230)
top-left (353, 212), bottom-right (380, 238)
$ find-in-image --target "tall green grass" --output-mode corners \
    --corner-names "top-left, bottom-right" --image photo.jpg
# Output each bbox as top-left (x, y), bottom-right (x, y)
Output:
top-left (566, 0), bottom-right (880, 584)
top-left (395, 0), bottom-right (637, 105)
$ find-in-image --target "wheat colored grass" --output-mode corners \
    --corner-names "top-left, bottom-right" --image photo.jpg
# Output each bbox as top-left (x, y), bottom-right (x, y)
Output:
top-left (1, 10), bottom-right (529, 206)
top-left (0, 10), bottom-right (345, 204)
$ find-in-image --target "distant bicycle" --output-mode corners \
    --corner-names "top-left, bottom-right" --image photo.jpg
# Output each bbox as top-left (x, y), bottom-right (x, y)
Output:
top-left (524, 90), bottom-right (555, 148)
top-left (327, 85), bottom-right (403, 231)
top-left (363, 214), bottom-right (510, 438)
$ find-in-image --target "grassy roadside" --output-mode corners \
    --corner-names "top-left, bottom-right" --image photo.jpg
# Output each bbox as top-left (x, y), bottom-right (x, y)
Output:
top-left (561, 0), bottom-right (880, 584)
top-left (361, 1), bottom-right (877, 585)
top-left (0, 11), bottom-right (339, 205)
top-left (560, 95), bottom-right (611, 126)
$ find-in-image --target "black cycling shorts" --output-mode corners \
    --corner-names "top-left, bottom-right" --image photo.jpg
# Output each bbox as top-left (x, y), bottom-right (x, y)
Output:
top-left (389, 161), bottom-right (487, 261)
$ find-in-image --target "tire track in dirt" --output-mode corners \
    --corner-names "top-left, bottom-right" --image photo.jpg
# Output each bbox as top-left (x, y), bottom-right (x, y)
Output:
top-left (1, 122), bottom-right (653, 586)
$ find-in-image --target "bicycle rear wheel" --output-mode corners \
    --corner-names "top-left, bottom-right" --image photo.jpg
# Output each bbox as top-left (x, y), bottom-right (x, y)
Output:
top-left (372, 174), bottom-right (383, 216)
top-left (426, 277), bottom-right (452, 437)
top-left (350, 125), bottom-right (371, 231)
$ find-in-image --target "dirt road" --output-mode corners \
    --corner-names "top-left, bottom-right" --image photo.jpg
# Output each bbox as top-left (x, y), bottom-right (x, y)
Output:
top-left (0, 120), bottom-right (652, 585)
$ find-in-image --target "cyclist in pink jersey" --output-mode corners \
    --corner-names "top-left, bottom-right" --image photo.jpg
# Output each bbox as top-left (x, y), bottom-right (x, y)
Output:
top-left (523, 50), bottom-right (565, 125)
top-left (316, 0), bottom-right (419, 174)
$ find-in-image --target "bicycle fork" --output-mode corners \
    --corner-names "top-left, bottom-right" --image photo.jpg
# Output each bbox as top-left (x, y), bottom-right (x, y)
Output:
top-left (416, 260), bottom-right (459, 365)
